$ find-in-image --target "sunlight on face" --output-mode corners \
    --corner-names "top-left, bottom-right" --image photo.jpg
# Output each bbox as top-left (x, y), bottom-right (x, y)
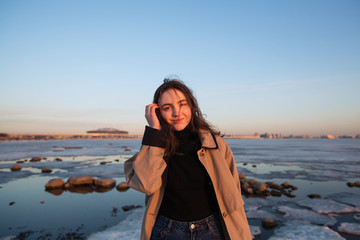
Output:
top-left (158, 89), bottom-right (192, 131)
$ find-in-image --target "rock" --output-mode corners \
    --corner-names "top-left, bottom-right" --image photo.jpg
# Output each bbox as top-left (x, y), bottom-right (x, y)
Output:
top-left (116, 182), bottom-right (130, 192)
top-left (16, 160), bottom-right (25, 163)
top-left (281, 182), bottom-right (291, 188)
top-left (242, 182), bottom-right (249, 191)
top-left (246, 188), bottom-right (254, 195)
top-left (122, 205), bottom-right (142, 211)
top-left (124, 148), bottom-right (131, 151)
top-left (262, 218), bottom-right (278, 229)
top-left (11, 164), bottom-right (21, 171)
top-left (114, 159), bottom-right (120, 162)
top-left (42, 168), bottom-right (52, 173)
top-left (348, 181), bottom-right (360, 188)
top-left (238, 173), bottom-right (246, 180)
top-left (252, 164), bottom-right (257, 168)
top-left (243, 163), bottom-right (248, 166)
top-left (68, 176), bottom-right (95, 186)
top-left (69, 186), bottom-right (94, 194)
top-left (290, 185), bottom-right (298, 190)
top-left (46, 188), bottom-right (64, 196)
top-left (94, 178), bottom-right (116, 188)
top-left (64, 182), bottom-right (72, 189)
top-left (285, 193), bottom-right (296, 198)
top-left (45, 178), bottom-right (65, 190)
top-left (100, 161), bottom-right (112, 165)
top-left (64, 146), bottom-right (83, 149)
top-left (248, 179), bottom-right (258, 185)
top-left (95, 187), bottom-right (113, 193)
top-left (30, 157), bottom-right (42, 162)
top-left (9, 202), bottom-right (15, 206)
top-left (40, 200), bottom-right (45, 204)
top-left (254, 183), bottom-right (267, 193)
top-left (55, 158), bottom-right (63, 161)
top-left (270, 190), bottom-right (282, 197)
top-left (308, 194), bottom-right (321, 199)
top-left (267, 182), bottom-right (277, 188)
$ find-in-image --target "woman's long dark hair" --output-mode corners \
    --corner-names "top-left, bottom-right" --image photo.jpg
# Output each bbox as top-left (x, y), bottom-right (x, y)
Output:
top-left (153, 78), bottom-right (220, 157)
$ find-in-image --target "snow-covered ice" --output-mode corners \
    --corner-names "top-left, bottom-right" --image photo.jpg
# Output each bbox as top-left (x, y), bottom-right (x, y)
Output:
top-left (244, 197), bottom-right (274, 208)
top-left (268, 221), bottom-right (345, 240)
top-left (337, 222), bottom-right (360, 236)
top-left (297, 198), bottom-right (360, 214)
top-left (88, 208), bottom-right (143, 240)
top-left (246, 208), bottom-right (283, 221)
top-left (250, 225), bottom-right (261, 239)
top-left (326, 192), bottom-right (360, 208)
top-left (277, 206), bottom-right (337, 226)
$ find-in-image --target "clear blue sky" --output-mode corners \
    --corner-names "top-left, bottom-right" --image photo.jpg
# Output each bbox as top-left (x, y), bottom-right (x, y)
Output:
top-left (1, 0), bottom-right (359, 136)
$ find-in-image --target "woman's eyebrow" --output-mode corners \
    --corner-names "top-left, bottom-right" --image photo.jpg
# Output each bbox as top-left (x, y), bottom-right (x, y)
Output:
top-left (160, 100), bottom-right (187, 107)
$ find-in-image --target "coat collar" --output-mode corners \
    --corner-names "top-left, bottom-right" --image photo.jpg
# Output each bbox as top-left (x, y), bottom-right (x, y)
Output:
top-left (199, 130), bottom-right (218, 149)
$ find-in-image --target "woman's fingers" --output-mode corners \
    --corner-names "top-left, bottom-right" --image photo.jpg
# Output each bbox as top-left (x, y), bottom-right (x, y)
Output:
top-left (145, 104), bottom-right (161, 130)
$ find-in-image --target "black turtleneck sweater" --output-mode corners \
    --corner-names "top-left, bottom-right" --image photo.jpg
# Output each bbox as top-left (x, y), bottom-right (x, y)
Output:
top-left (142, 125), bottom-right (218, 221)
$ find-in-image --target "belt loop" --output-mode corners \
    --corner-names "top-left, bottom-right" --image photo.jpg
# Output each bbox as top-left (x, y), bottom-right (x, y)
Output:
top-left (167, 218), bottom-right (173, 231)
top-left (205, 215), bottom-right (213, 231)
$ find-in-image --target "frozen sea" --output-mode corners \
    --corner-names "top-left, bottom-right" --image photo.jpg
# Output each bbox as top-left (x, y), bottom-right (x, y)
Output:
top-left (0, 138), bottom-right (359, 239)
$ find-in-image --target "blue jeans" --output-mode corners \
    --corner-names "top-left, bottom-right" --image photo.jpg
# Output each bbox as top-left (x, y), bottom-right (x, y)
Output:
top-left (150, 213), bottom-right (226, 240)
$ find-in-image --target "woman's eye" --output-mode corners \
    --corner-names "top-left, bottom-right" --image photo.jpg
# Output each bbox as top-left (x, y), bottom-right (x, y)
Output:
top-left (180, 102), bottom-right (187, 106)
top-left (162, 107), bottom-right (170, 111)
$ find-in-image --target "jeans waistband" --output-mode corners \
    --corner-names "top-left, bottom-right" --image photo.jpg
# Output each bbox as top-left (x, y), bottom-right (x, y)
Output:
top-left (156, 212), bottom-right (219, 231)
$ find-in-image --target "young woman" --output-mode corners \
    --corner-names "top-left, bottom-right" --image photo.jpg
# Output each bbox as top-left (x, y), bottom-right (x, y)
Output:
top-left (124, 79), bottom-right (251, 240)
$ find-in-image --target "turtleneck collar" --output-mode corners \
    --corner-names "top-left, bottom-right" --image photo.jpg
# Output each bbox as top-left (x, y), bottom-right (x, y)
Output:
top-left (173, 124), bottom-right (195, 140)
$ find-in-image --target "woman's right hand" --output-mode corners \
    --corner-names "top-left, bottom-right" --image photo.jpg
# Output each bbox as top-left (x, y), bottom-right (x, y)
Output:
top-left (145, 104), bottom-right (161, 130)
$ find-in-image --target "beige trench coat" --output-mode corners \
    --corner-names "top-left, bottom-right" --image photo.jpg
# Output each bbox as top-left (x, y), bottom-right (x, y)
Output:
top-left (124, 130), bottom-right (252, 240)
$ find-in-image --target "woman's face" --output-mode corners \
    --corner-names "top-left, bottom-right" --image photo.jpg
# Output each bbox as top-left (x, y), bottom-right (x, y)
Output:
top-left (158, 88), bottom-right (192, 131)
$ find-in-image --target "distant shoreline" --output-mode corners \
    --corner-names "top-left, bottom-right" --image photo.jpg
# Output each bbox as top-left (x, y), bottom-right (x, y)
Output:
top-left (0, 133), bottom-right (359, 141)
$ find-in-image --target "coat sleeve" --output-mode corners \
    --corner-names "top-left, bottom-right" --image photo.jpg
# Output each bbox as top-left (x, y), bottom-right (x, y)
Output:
top-left (124, 145), bottom-right (167, 196)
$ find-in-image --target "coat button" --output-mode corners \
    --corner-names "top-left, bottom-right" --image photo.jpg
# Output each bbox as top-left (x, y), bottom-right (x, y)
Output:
top-left (190, 224), bottom-right (195, 229)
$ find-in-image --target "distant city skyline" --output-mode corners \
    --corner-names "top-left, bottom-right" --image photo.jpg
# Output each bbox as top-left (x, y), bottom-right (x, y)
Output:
top-left (1, 1), bottom-right (359, 136)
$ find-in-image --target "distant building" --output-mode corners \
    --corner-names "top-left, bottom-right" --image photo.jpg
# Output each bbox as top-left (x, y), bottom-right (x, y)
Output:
top-left (87, 128), bottom-right (128, 134)
top-left (321, 134), bottom-right (337, 139)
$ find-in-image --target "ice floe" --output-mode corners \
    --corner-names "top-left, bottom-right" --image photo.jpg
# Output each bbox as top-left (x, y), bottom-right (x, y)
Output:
top-left (250, 225), bottom-right (261, 238)
top-left (297, 198), bottom-right (360, 214)
top-left (246, 208), bottom-right (282, 221)
top-left (268, 220), bottom-right (345, 240)
top-left (244, 197), bottom-right (274, 208)
top-left (337, 222), bottom-right (360, 236)
top-left (326, 192), bottom-right (360, 208)
top-left (277, 206), bottom-right (337, 226)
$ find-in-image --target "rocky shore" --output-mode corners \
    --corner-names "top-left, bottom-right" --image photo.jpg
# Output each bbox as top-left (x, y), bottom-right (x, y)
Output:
top-left (1, 138), bottom-right (359, 240)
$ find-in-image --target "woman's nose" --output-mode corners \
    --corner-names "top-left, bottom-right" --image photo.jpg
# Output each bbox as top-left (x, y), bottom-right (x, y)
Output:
top-left (172, 106), bottom-right (180, 116)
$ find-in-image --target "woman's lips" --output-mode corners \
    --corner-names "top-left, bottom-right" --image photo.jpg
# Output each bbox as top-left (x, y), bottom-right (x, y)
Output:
top-left (172, 118), bottom-right (184, 123)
